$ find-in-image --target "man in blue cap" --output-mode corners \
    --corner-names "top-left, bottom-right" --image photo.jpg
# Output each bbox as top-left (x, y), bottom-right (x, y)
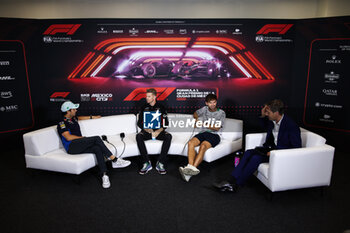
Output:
top-left (57, 101), bottom-right (131, 188)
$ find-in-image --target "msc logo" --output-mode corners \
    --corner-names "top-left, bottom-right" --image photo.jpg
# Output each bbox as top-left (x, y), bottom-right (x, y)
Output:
top-left (43, 24), bottom-right (81, 35)
top-left (50, 92), bottom-right (70, 98)
top-left (257, 24), bottom-right (293, 35)
top-left (0, 105), bottom-right (18, 112)
top-left (124, 87), bottom-right (176, 101)
top-left (143, 110), bottom-right (161, 129)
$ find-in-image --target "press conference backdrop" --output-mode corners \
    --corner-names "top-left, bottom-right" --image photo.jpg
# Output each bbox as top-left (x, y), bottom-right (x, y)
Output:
top-left (0, 17), bottom-right (349, 133)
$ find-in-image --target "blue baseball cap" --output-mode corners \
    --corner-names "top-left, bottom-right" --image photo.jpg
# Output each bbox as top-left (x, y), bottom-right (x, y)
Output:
top-left (61, 101), bottom-right (79, 112)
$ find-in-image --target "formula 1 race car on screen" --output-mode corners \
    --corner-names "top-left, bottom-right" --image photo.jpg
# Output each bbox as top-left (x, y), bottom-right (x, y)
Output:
top-left (173, 59), bottom-right (229, 79)
top-left (113, 57), bottom-right (229, 79)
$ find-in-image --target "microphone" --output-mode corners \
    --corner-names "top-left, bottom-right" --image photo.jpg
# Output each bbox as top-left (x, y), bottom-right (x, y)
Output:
top-left (101, 135), bottom-right (118, 157)
top-left (119, 132), bottom-right (126, 157)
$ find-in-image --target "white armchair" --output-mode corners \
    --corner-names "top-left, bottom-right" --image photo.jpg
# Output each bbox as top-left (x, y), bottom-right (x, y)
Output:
top-left (245, 129), bottom-right (335, 192)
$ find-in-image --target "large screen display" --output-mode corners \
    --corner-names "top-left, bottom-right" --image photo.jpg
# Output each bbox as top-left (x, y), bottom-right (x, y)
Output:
top-left (0, 17), bottom-right (349, 133)
top-left (40, 19), bottom-right (295, 121)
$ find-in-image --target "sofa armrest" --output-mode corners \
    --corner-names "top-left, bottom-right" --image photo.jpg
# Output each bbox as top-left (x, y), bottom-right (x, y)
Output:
top-left (245, 133), bottom-right (267, 151)
top-left (23, 126), bottom-right (62, 156)
top-left (23, 133), bottom-right (38, 156)
top-left (268, 144), bottom-right (335, 190)
top-left (221, 118), bottom-right (243, 141)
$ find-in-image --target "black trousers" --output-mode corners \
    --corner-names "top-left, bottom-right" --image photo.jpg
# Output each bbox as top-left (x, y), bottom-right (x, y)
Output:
top-left (136, 130), bottom-right (172, 163)
top-left (68, 136), bottom-right (112, 174)
top-left (231, 148), bottom-right (270, 186)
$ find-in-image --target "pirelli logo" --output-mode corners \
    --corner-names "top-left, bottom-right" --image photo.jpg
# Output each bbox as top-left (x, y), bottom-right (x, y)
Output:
top-left (124, 87), bottom-right (176, 101)
top-left (257, 24), bottom-right (293, 35)
top-left (43, 24), bottom-right (81, 35)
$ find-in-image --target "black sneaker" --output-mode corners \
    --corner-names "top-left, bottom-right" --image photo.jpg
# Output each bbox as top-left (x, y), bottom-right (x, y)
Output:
top-left (139, 161), bottom-right (152, 175)
top-left (213, 180), bottom-right (237, 193)
top-left (156, 161), bottom-right (166, 175)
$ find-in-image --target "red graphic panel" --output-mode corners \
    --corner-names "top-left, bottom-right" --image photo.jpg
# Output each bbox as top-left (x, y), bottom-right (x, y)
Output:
top-left (68, 37), bottom-right (275, 80)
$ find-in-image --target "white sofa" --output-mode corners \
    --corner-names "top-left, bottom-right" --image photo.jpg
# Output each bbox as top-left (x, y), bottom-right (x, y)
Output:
top-left (23, 113), bottom-right (243, 175)
top-left (245, 129), bottom-right (335, 192)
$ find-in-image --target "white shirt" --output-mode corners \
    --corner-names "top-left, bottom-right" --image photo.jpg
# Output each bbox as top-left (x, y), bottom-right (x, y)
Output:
top-left (272, 114), bottom-right (284, 145)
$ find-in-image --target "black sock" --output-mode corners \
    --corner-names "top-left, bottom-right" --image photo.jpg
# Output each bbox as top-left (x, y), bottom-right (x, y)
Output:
top-left (112, 157), bottom-right (118, 162)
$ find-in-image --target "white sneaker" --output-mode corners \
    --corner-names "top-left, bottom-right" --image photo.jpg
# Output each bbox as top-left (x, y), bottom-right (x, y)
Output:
top-left (179, 167), bottom-right (191, 182)
top-left (102, 175), bottom-right (111, 189)
top-left (183, 164), bottom-right (200, 176)
top-left (112, 158), bottom-right (131, 168)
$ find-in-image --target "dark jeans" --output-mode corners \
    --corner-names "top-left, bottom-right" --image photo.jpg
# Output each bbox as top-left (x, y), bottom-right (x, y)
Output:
top-left (68, 136), bottom-right (112, 174)
top-left (231, 148), bottom-right (270, 186)
top-left (136, 130), bottom-right (172, 163)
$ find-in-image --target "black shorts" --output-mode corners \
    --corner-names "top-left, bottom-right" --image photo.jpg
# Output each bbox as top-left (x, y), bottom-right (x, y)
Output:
top-left (194, 132), bottom-right (221, 148)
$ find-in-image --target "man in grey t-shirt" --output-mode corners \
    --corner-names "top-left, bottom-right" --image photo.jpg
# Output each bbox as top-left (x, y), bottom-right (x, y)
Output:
top-left (179, 94), bottom-right (226, 182)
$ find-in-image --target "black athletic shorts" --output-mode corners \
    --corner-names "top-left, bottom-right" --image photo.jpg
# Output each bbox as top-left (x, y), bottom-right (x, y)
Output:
top-left (194, 132), bottom-right (221, 148)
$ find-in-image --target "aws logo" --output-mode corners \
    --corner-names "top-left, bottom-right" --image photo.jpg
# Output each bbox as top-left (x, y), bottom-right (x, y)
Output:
top-left (124, 87), bottom-right (176, 101)
top-left (43, 24), bottom-right (81, 35)
top-left (257, 24), bottom-right (293, 35)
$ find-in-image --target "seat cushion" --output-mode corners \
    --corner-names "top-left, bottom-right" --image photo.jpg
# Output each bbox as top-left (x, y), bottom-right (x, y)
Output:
top-left (107, 132), bottom-right (195, 157)
top-left (168, 132), bottom-right (194, 155)
top-left (25, 149), bottom-right (97, 175)
top-left (257, 162), bottom-right (269, 179)
top-left (202, 138), bottom-right (242, 162)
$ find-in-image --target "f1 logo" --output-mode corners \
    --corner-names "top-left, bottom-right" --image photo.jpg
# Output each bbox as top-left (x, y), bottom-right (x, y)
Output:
top-left (257, 24), bottom-right (293, 35)
top-left (143, 110), bottom-right (161, 129)
top-left (124, 87), bottom-right (175, 101)
top-left (43, 24), bottom-right (81, 35)
top-left (50, 92), bottom-right (70, 98)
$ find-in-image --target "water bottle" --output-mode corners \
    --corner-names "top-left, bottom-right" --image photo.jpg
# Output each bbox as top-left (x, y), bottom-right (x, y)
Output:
top-left (234, 151), bottom-right (243, 167)
top-left (234, 157), bottom-right (240, 167)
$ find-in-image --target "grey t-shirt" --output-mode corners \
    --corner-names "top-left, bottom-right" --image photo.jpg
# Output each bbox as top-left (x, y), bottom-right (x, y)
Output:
top-left (195, 106), bottom-right (226, 135)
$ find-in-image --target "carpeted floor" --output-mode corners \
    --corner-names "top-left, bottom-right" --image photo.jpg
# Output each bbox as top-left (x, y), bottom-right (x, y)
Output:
top-left (1, 148), bottom-right (349, 233)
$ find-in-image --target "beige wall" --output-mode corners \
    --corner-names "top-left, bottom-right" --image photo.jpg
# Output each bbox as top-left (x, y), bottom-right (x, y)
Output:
top-left (0, 0), bottom-right (349, 19)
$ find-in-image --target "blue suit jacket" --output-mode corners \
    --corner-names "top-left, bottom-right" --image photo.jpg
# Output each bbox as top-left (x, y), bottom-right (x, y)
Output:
top-left (261, 115), bottom-right (302, 150)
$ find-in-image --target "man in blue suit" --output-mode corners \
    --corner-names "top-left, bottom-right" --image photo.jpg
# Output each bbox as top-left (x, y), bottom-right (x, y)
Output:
top-left (214, 99), bottom-right (301, 192)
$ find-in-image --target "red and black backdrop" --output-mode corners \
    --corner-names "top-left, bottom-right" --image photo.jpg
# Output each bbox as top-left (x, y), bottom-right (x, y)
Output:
top-left (0, 17), bottom-right (349, 136)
